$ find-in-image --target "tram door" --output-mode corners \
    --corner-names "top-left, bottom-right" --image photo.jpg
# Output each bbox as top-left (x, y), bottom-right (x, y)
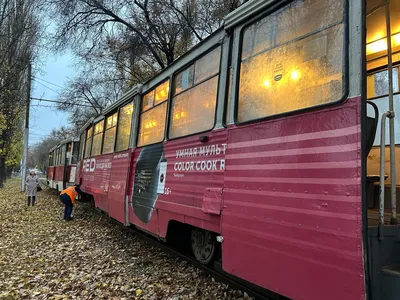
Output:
top-left (365, 0), bottom-right (400, 218)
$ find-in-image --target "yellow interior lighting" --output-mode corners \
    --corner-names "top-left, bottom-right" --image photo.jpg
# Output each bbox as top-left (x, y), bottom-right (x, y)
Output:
top-left (291, 70), bottom-right (301, 80)
top-left (366, 33), bottom-right (400, 55)
top-left (367, 38), bottom-right (387, 55)
top-left (263, 79), bottom-right (271, 88)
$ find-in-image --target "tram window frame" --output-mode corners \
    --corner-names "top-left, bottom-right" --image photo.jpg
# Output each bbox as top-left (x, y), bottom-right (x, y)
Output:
top-left (57, 148), bottom-right (61, 165)
top-left (91, 120), bottom-right (105, 156)
top-left (137, 79), bottom-right (169, 147)
top-left (61, 144), bottom-right (66, 165)
top-left (71, 141), bottom-right (79, 164)
top-left (84, 126), bottom-right (93, 158)
top-left (102, 112), bottom-right (118, 154)
top-left (168, 46), bottom-right (222, 140)
top-left (234, 0), bottom-right (349, 125)
top-left (79, 131), bottom-right (85, 160)
top-left (115, 102), bottom-right (134, 152)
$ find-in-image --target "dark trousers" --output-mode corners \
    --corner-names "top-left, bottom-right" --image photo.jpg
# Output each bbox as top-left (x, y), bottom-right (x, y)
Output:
top-left (27, 196), bottom-right (36, 206)
top-left (60, 194), bottom-right (73, 219)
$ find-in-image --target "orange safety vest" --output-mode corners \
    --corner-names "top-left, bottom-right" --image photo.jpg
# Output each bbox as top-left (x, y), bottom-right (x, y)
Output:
top-left (60, 186), bottom-right (78, 204)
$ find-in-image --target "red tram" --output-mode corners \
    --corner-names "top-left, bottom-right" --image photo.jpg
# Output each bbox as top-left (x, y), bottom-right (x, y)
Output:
top-left (51, 0), bottom-right (400, 299)
top-left (47, 138), bottom-right (79, 192)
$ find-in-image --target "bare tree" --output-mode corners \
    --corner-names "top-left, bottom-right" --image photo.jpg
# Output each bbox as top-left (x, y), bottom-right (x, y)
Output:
top-left (45, 0), bottom-right (243, 122)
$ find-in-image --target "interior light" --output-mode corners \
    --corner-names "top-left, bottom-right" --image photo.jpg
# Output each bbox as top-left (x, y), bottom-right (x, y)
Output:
top-left (291, 70), bottom-right (301, 80)
top-left (175, 113), bottom-right (180, 120)
top-left (152, 121), bottom-right (156, 127)
top-left (263, 80), bottom-right (271, 88)
top-left (393, 33), bottom-right (400, 46)
top-left (366, 38), bottom-right (387, 55)
top-left (180, 111), bottom-right (186, 118)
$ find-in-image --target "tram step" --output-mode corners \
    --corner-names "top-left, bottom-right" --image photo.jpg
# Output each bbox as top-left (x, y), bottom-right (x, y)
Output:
top-left (380, 265), bottom-right (400, 300)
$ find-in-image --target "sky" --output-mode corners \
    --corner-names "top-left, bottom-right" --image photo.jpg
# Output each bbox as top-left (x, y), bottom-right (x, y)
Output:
top-left (29, 52), bottom-right (75, 145)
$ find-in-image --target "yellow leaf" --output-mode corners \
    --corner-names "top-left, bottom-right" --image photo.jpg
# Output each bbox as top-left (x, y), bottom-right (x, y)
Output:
top-left (136, 289), bottom-right (142, 296)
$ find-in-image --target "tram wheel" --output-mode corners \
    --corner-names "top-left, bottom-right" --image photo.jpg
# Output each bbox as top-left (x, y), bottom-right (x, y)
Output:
top-left (191, 228), bottom-right (216, 265)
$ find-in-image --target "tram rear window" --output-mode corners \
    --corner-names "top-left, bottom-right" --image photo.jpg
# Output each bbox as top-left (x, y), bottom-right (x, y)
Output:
top-left (238, 0), bottom-right (345, 123)
top-left (169, 47), bottom-right (221, 139)
top-left (138, 80), bottom-right (169, 146)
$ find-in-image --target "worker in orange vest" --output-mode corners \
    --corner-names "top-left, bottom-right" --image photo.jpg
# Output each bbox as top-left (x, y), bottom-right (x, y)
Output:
top-left (60, 185), bottom-right (82, 221)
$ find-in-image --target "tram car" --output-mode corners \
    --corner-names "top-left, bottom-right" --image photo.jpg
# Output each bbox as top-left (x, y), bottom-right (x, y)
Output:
top-left (47, 138), bottom-right (79, 192)
top-left (47, 0), bottom-right (400, 299)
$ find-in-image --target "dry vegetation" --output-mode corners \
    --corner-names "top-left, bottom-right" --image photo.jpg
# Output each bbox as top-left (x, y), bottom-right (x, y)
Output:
top-left (0, 180), bottom-right (252, 299)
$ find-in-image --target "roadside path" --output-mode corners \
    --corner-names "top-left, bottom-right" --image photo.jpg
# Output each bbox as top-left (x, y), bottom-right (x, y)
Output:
top-left (0, 180), bottom-right (251, 300)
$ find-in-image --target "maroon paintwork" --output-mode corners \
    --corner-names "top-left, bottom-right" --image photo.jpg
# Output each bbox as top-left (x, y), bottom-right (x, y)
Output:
top-left (54, 165), bottom-right (65, 183)
top-left (78, 97), bottom-right (365, 300)
top-left (47, 166), bottom-right (55, 182)
top-left (222, 97), bottom-right (364, 300)
top-left (80, 151), bottom-right (131, 223)
top-left (127, 130), bottom-right (227, 237)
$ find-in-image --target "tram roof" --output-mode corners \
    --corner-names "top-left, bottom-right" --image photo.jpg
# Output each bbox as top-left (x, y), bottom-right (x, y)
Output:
top-left (224, 0), bottom-right (279, 31)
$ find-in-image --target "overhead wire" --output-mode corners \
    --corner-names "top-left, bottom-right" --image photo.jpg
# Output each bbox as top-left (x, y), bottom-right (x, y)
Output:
top-left (31, 97), bottom-right (95, 108)
top-left (32, 79), bottom-right (59, 94)
top-left (32, 76), bottom-right (64, 89)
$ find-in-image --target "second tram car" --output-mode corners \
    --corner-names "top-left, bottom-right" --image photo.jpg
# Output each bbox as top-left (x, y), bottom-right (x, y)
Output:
top-left (47, 138), bottom-right (79, 191)
top-left (49, 0), bottom-right (400, 299)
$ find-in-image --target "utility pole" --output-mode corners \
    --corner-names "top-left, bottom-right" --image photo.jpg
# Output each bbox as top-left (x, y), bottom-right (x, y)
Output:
top-left (21, 63), bottom-right (31, 192)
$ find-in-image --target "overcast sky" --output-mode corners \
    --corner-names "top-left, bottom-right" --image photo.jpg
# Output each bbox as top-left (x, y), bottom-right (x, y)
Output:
top-left (29, 52), bottom-right (74, 145)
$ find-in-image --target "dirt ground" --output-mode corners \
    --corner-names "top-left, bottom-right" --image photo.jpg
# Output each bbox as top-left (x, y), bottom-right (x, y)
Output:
top-left (0, 180), bottom-right (252, 300)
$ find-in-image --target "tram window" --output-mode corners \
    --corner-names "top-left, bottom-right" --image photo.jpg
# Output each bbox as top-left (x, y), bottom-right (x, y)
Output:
top-left (61, 145), bottom-right (66, 164)
top-left (72, 142), bottom-right (79, 164)
top-left (116, 102), bottom-right (134, 151)
top-left (138, 81), bottom-right (169, 146)
top-left (103, 112), bottom-right (118, 154)
top-left (79, 132), bottom-right (85, 160)
top-left (367, 67), bottom-right (400, 98)
top-left (84, 127), bottom-right (92, 158)
top-left (237, 0), bottom-right (345, 122)
top-left (57, 148), bottom-right (61, 165)
top-left (91, 120), bottom-right (104, 156)
top-left (169, 47), bottom-right (221, 139)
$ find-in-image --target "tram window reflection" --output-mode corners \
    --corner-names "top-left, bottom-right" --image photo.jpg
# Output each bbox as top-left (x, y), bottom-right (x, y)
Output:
top-left (238, 0), bottom-right (345, 123)
top-left (138, 80), bottom-right (169, 147)
top-left (116, 102), bottom-right (134, 152)
top-left (169, 47), bottom-right (220, 139)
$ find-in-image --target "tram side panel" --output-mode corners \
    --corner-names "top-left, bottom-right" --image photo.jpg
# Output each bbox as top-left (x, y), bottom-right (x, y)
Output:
top-left (107, 151), bottom-right (132, 223)
top-left (54, 165), bottom-right (65, 191)
top-left (221, 98), bottom-right (364, 300)
top-left (128, 130), bottom-right (227, 238)
top-left (81, 154), bottom-right (113, 213)
top-left (75, 160), bottom-right (82, 185)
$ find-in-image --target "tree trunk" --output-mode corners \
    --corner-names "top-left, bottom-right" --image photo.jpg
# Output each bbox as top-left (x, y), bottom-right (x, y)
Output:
top-left (0, 156), bottom-right (6, 188)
